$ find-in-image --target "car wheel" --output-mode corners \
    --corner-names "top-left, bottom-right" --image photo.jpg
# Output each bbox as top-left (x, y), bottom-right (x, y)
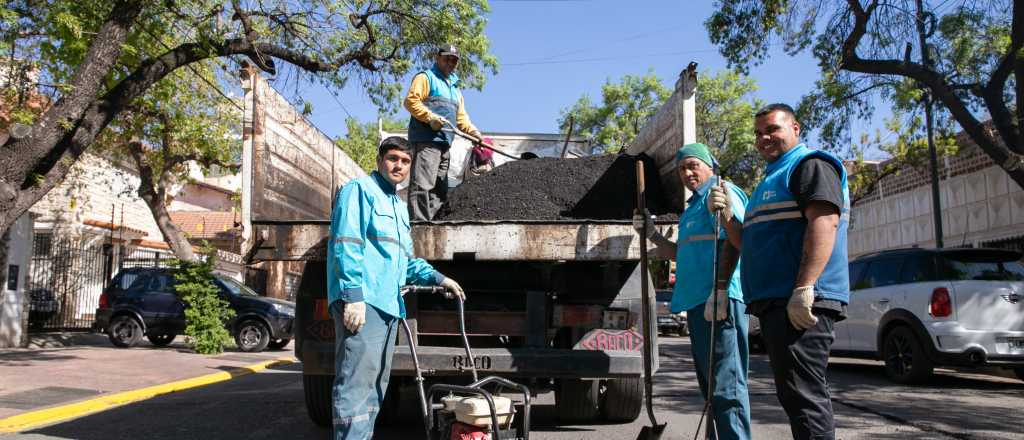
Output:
top-left (601, 377), bottom-right (643, 422)
top-left (108, 315), bottom-right (142, 348)
top-left (267, 338), bottom-right (291, 350)
top-left (678, 326), bottom-right (689, 337)
top-left (235, 319), bottom-right (270, 352)
top-left (882, 326), bottom-right (934, 384)
top-left (555, 379), bottom-right (599, 422)
top-left (147, 333), bottom-right (175, 347)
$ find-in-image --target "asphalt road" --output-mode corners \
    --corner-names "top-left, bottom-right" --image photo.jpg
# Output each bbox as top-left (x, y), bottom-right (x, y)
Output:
top-left (5, 337), bottom-right (1022, 440)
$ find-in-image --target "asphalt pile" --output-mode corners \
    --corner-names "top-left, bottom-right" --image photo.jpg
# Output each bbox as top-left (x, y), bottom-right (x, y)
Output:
top-left (435, 153), bottom-right (677, 221)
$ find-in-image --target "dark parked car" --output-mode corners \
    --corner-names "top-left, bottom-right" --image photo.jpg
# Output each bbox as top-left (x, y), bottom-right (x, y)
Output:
top-left (656, 290), bottom-right (687, 336)
top-left (28, 288), bottom-right (60, 329)
top-left (93, 268), bottom-right (295, 352)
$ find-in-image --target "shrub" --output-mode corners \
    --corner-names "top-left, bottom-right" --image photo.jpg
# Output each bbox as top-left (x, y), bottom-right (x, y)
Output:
top-left (172, 253), bottom-right (235, 354)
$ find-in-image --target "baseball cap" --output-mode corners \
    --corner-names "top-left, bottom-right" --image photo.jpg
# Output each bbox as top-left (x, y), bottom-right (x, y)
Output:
top-left (438, 44), bottom-right (460, 58)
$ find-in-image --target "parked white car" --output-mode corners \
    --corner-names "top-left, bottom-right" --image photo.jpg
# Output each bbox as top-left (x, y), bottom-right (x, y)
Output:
top-left (833, 248), bottom-right (1024, 384)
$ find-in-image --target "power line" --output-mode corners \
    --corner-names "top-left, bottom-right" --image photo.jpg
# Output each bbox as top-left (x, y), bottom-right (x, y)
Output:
top-left (528, 24), bottom-right (680, 63)
top-left (503, 48), bottom-right (721, 66)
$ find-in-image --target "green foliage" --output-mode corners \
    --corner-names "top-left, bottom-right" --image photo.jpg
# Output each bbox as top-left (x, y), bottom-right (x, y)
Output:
top-left (558, 69), bottom-right (762, 192)
top-left (706, 0), bottom-right (1015, 157)
top-left (335, 116), bottom-right (406, 173)
top-left (559, 70), bottom-right (671, 153)
top-left (172, 252), bottom-right (235, 355)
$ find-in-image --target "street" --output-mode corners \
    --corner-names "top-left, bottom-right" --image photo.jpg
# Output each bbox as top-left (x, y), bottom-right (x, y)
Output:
top-left (4, 336), bottom-right (1021, 440)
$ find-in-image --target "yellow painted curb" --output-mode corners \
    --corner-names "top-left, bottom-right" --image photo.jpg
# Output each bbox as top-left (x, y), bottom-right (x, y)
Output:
top-left (0, 356), bottom-right (297, 433)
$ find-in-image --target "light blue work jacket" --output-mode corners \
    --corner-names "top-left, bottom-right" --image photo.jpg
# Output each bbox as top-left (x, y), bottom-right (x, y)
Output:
top-left (328, 171), bottom-right (444, 317)
top-left (672, 177), bottom-right (748, 314)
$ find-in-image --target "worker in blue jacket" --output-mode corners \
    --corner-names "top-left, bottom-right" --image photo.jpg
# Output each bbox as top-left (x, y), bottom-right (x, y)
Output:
top-left (328, 136), bottom-right (465, 440)
top-left (635, 143), bottom-right (751, 439)
top-left (710, 103), bottom-right (850, 440)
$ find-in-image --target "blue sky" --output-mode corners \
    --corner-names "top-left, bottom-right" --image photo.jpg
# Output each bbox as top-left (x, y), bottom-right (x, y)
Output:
top-left (282, 0), bottom-right (888, 159)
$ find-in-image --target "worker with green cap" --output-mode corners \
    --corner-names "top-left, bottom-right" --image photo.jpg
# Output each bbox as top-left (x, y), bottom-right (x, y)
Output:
top-left (633, 142), bottom-right (752, 439)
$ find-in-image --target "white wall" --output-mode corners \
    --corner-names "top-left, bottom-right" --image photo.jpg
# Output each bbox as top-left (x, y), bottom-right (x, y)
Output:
top-left (849, 165), bottom-right (1024, 257)
top-left (0, 214), bottom-right (34, 348)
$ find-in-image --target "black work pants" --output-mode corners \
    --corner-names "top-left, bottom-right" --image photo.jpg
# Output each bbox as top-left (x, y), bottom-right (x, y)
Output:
top-left (758, 304), bottom-right (838, 440)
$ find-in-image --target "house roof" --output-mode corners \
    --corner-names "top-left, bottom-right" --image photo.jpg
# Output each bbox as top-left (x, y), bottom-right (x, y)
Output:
top-left (82, 218), bottom-right (149, 236)
top-left (169, 211), bottom-right (239, 239)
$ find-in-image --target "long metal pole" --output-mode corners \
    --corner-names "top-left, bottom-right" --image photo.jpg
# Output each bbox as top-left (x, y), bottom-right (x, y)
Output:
top-left (916, 0), bottom-right (944, 248)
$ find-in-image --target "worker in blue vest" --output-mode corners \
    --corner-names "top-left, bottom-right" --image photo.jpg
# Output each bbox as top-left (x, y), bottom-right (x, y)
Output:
top-left (634, 143), bottom-right (752, 439)
top-left (328, 136), bottom-right (465, 440)
top-left (710, 103), bottom-right (850, 440)
top-left (404, 44), bottom-right (485, 221)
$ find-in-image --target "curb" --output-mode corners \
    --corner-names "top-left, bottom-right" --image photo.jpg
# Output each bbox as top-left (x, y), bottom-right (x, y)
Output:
top-left (0, 356), bottom-right (298, 433)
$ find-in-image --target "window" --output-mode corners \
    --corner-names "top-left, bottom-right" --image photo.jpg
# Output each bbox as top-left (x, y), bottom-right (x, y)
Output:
top-left (147, 274), bottom-right (176, 293)
top-left (859, 258), bottom-right (904, 289)
top-left (940, 250), bottom-right (1024, 281)
top-left (217, 277), bottom-right (259, 297)
top-left (848, 261), bottom-right (868, 290)
top-left (899, 256), bottom-right (937, 284)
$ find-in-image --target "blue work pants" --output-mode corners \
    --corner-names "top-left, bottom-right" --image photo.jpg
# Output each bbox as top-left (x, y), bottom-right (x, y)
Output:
top-left (331, 301), bottom-right (398, 440)
top-left (687, 299), bottom-right (752, 440)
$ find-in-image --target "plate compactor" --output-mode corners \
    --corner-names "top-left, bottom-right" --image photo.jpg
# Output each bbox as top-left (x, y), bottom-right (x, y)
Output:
top-left (399, 286), bottom-right (531, 440)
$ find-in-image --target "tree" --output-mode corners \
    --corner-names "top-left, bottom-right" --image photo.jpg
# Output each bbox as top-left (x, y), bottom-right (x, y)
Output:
top-left (559, 69), bottom-right (763, 191)
top-left (335, 116), bottom-right (406, 173)
top-left (0, 0), bottom-right (497, 289)
top-left (560, 70), bottom-right (672, 154)
top-left (707, 0), bottom-right (1024, 190)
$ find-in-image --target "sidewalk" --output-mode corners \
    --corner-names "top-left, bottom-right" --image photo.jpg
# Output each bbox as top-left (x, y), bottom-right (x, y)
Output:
top-left (0, 332), bottom-right (296, 432)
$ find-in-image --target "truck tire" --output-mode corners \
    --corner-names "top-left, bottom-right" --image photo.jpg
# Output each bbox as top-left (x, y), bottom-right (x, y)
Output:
top-left (882, 326), bottom-right (934, 384)
top-left (303, 374), bottom-right (333, 427)
top-left (601, 377), bottom-right (643, 422)
top-left (556, 379), bottom-right (599, 422)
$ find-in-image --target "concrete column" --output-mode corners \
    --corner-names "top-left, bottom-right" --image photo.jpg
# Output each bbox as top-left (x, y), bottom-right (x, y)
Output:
top-left (1, 214), bottom-right (34, 348)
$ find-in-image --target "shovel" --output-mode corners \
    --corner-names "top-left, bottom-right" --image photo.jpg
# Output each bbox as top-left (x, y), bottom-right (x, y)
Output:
top-left (635, 159), bottom-right (667, 440)
top-left (439, 119), bottom-right (521, 160)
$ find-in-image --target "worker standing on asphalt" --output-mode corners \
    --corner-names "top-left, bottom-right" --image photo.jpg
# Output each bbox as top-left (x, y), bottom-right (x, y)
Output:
top-left (710, 103), bottom-right (850, 440)
top-left (328, 136), bottom-right (465, 440)
top-left (635, 143), bottom-right (752, 439)
top-left (404, 44), bottom-right (485, 221)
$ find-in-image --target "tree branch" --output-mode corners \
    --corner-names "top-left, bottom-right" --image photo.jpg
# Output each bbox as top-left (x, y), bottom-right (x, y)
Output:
top-left (231, 0), bottom-right (276, 74)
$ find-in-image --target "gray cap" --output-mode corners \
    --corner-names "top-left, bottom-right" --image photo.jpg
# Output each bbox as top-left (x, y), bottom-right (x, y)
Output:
top-left (438, 44), bottom-right (460, 58)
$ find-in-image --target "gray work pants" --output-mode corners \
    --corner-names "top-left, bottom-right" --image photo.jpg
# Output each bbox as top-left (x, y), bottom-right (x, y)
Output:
top-left (408, 141), bottom-right (450, 221)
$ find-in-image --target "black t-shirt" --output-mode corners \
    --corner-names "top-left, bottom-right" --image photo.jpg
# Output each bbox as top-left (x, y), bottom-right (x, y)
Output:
top-left (788, 157), bottom-right (844, 213)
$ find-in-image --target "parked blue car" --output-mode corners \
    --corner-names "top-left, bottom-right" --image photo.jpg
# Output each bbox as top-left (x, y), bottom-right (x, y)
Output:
top-left (93, 267), bottom-right (295, 352)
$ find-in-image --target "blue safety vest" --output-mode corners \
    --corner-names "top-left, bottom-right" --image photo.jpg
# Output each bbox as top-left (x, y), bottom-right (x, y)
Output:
top-left (740, 144), bottom-right (850, 304)
top-left (328, 172), bottom-right (444, 317)
top-left (672, 177), bottom-right (748, 314)
top-left (408, 65), bottom-right (462, 146)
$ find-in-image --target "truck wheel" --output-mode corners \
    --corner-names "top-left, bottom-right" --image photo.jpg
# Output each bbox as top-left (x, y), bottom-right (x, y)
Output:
top-left (377, 381), bottom-right (403, 425)
top-left (601, 377), bottom-right (643, 422)
top-left (303, 374), bottom-right (333, 427)
top-left (882, 326), bottom-right (933, 384)
top-left (556, 379), bottom-right (599, 422)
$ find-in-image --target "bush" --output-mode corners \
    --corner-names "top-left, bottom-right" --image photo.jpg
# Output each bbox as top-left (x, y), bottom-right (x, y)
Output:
top-left (172, 254), bottom-right (235, 355)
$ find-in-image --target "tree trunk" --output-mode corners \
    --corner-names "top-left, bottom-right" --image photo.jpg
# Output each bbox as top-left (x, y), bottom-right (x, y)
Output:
top-left (145, 191), bottom-right (196, 262)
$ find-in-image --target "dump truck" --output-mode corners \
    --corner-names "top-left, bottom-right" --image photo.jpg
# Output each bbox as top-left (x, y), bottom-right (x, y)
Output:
top-left (238, 63), bottom-right (699, 427)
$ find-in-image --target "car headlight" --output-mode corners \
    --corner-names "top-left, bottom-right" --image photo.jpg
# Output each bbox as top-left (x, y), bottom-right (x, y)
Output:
top-left (272, 303), bottom-right (295, 316)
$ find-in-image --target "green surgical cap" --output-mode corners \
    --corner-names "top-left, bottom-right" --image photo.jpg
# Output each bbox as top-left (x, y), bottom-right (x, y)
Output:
top-left (675, 143), bottom-right (718, 169)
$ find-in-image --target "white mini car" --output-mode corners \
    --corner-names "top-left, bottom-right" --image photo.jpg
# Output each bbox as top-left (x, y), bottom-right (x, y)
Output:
top-left (833, 248), bottom-right (1024, 384)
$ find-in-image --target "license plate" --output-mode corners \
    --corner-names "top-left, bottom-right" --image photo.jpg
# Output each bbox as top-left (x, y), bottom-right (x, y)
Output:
top-left (452, 355), bottom-right (492, 371)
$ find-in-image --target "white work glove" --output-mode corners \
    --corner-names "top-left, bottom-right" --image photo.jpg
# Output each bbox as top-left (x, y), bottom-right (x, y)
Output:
top-left (343, 301), bottom-right (366, 333)
top-left (632, 210), bottom-right (656, 239)
top-left (427, 114), bottom-right (445, 131)
top-left (708, 184), bottom-right (733, 221)
top-left (703, 289), bottom-right (729, 322)
top-left (439, 277), bottom-right (466, 301)
top-left (787, 286), bottom-right (819, 330)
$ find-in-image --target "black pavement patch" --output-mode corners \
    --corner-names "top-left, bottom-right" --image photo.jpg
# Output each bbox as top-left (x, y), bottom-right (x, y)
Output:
top-left (0, 386), bottom-right (101, 410)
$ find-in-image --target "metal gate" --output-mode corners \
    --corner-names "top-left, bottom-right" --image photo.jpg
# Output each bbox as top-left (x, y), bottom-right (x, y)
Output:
top-left (27, 236), bottom-right (112, 331)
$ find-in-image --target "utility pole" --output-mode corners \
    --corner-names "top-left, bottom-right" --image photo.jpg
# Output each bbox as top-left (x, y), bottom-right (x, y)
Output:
top-left (916, 0), bottom-right (944, 248)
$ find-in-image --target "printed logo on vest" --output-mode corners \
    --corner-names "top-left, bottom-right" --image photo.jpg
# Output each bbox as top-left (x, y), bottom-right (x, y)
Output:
top-left (762, 190), bottom-right (776, 200)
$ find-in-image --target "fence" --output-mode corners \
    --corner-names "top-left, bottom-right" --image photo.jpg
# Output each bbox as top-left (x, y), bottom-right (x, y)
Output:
top-left (27, 235), bottom-right (173, 331)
